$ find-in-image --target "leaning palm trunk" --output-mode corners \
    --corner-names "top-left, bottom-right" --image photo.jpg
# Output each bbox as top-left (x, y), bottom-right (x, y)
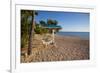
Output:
top-left (27, 11), bottom-right (35, 55)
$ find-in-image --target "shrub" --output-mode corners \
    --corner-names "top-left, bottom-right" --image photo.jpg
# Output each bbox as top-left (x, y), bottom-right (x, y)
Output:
top-left (34, 24), bottom-right (48, 34)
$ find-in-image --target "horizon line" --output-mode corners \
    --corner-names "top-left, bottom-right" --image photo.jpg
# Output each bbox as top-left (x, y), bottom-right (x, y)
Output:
top-left (58, 31), bottom-right (89, 32)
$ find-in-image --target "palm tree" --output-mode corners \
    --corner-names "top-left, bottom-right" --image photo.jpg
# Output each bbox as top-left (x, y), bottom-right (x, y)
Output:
top-left (27, 11), bottom-right (38, 55)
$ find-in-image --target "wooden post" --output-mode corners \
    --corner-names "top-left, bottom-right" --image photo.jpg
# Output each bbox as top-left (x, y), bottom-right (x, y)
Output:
top-left (52, 29), bottom-right (55, 43)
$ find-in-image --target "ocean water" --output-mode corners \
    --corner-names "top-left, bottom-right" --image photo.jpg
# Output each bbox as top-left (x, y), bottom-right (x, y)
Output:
top-left (56, 32), bottom-right (89, 40)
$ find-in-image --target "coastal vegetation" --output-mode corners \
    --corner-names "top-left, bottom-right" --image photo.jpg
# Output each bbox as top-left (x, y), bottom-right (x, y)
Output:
top-left (21, 10), bottom-right (89, 63)
top-left (21, 10), bottom-right (61, 56)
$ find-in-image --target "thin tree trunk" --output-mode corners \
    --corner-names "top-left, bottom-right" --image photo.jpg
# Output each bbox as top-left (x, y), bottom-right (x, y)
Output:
top-left (27, 11), bottom-right (35, 55)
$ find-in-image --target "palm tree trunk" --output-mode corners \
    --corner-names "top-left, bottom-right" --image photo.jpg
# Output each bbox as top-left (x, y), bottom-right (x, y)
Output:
top-left (27, 11), bottom-right (35, 55)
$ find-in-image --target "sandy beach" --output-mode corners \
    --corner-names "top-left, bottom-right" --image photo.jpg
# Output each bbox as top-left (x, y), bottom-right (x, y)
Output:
top-left (21, 34), bottom-right (89, 63)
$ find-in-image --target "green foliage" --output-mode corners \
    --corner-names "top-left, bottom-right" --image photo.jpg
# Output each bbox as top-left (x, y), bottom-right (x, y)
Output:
top-left (21, 10), bottom-right (33, 48)
top-left (47, 19), bottom-right (58, 25)
top-left (21, 34), bottom-right (29, 48)
top-left (39, 20), bottom-right (46, 26)
top-left (34, 24), bottom-right (48, 34)
top-left (42, 28), bottom-right (48, 33)
top-left (53, 20), bottom-right (58, 25)
top-left (34, 24), bottom-right (41, 34)
top-left (21, 10), bottom-right (60, 49)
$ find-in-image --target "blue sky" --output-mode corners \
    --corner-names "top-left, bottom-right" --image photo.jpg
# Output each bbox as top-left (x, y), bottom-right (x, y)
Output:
top-left (35, 10), bottom-right (90, 32)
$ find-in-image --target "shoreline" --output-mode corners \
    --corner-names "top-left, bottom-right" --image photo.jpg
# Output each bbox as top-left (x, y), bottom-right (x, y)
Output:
top-left (21, 34), bottom-right (89, 63)
top-left (55, 34), bottom-right (89, 40)
top-left (56, 32), bottom-right (89, 40)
